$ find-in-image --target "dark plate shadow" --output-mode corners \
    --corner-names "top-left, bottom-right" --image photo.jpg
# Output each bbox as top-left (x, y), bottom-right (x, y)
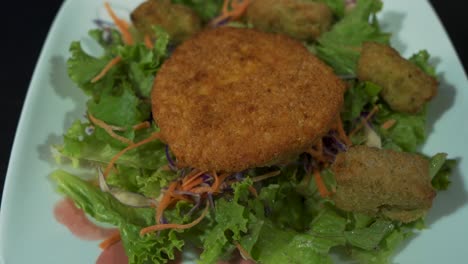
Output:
top-left (380, 11), bottom-right (407, 53)
top-left (426, 72), bottom-right (457, 135)
top-left (37, 55), bottom-right (87, 165)
top-left (426, 162), bottom-right (467, 225)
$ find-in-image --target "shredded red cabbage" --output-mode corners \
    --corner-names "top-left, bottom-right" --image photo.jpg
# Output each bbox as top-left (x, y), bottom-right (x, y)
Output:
top-left (187, 196), bottom-right (202, 216)
top-left (213, 17), bottom-right (231, 28)
top-left (207, 193), bottom-right (215, 210)
top-left (165, 145), bottom-right (178, 171)
top-left (93, 19), bottom-right (114, 28)
top-left (202, 173), bottom-right (214, 183)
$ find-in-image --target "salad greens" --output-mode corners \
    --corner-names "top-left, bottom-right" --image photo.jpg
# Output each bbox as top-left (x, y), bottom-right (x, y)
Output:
top-left (170, 0), bottom-right (224, 22)
top-left (51, 0), bottom-right (455, 263)
top-left (315, 0), bottom-right (390, 75)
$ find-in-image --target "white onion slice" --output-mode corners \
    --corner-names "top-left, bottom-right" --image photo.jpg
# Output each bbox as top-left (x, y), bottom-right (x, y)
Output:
top-left (97, 167), bottom-right (155, 208)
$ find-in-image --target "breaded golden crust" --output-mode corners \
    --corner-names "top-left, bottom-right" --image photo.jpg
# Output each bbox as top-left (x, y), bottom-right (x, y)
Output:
top-left (357, 42), bottom-right (438, 113)
top-left (131, 0), bottom-right (201, 43)
top-left (246, 0), bottom-right (333, 41)
top-left (152, 27), bottom-right (345, 172)
top-left (331, 145), bottom-right (436, 223)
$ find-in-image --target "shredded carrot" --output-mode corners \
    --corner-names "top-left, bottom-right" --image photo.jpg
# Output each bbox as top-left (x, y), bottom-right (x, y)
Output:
top-left (231, 0), bottom-right (241, 8)
top-left (170, 193), bottom-right (192, 203)
top-left (93, 3), bottom-right (133, 83)
top-left (333, 115), bottom-right (352, 146)
top-left (140, 202), bottom-right (209, 235)
top-left (182, 177), bottom-right (205, 191)
top-left (91, 56), bottom-right (122, 83)
top-left (182, 169), bottom-right (201, 184)
top-left (313, 169), bottom-right (330, 198)
top-left (182, 170), bottom-right (206, 188)
top-left (349, 105), bottom-right (379, 136)
top-left (144, 34), bottom-right (154, 49)
top-left (381, 119), bottom-right (396, 130)
top-left (234, 241), bottom-right (254, 261)
top-left (88, 112), bottom-right (134, 145)
top-left (248, 185), bottom-right (258, 197)
top-left (156, 181), bottom-right (178, 224)
top-left (251, 170), bottom-right (281, 182)
top-left (315, 139), bottom-right (323, 154)
top-left (132, 121), bottom-right (151, 131)
top-left (104, 2), bottom-right (134, 45)
top-left (99, 231), bottom-right (121, 250)
top-left (211, 171), bottom-right (219, 191)
top-left (228, 0), bottom-right (251, 19)
top-left (103, 132), bottom-right (161, 177)
top-left (307, 148), bottom-right (328, 163)
top-left (211, 173), bottom-right (230, 192)
top-left (211, 0), bottom-right (251, 26)
top-left (222, 0), bottom-right (230, 13)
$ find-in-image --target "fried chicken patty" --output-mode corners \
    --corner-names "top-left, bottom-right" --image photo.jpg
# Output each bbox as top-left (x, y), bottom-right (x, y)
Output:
top-left (152, 27), bottom-right (345, 172)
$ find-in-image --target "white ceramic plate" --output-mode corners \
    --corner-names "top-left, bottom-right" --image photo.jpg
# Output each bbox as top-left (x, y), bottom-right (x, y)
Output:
top-left (1, 0), bottom-right (467, 263)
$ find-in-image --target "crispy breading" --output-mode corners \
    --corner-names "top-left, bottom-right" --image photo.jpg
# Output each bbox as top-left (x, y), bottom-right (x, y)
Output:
top-left (331, 145), bottom-right (436, 223)
top-left (357, 42), bottom-right (438, 113)
top-left (152, 27), bottom-right (345, 172)
top-left (245, 0), bottom-right (333, 41)
top-left (131, 0), bottom-right (202, 43)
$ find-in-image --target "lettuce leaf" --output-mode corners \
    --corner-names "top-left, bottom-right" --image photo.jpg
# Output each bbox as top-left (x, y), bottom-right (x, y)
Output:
top-left (170, 0), bottom-right (223, 22)
top-left (429, 153), bottom-right (448, 178)
top-left (137, 168), bottom-right (179, 197)
top-left (350, 228), bottom-right (407, 264)
top-left (117, 26), bottom-right (170, 97)
top-left (55, 120), bottom-right (167, 170)
top-left (67, 41), bottom-right (116, 99)
top-left (199, 181), bottom-right (251, 263)
top-left (63, 27), bottom-right (170, 168)
top-left (342, 81), bottom-right (381, 122)
top-left (86, 84), bottom-right (145, 147)
top-left (307, 207), bottom-right (347, 254)
top-left (409, 50), bottom-right (437, 77)
top-left (374, 104), bottom-right (426, 152)
top-left (51, 170), bottom-right (184, 264)
top-left (316, 0), bottom-right (390, 74)
top-left (68, 27), bottom-right (169, 100)
top-left (345, 220), bottom-right (394, 250)
top-left (251, 221), bottom-right (333, 263)
top-left (258, 182), bottom-right (308, 230)
top-left (52, 169), bottom-right (154, 226)
top-left (199, 199), bottom-right (249, 263)
top-left (106, 166), bottom-right (179, 198)
top-left (429, 153), bottom-right (456, 191)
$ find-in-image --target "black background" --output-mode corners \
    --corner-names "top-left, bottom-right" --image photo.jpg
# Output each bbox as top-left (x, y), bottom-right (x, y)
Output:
top-left (0, 1), bottom-right (467, 201)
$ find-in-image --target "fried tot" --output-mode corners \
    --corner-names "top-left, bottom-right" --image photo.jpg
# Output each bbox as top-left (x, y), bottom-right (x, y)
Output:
top-left (331, 145), bottom-right (436, 223)
top-left (131, 0), bottom-right (202, 43)
top-left (245, 0), bottom-right (333, 41)
top-left (357, 42), bottom-right (438, 113)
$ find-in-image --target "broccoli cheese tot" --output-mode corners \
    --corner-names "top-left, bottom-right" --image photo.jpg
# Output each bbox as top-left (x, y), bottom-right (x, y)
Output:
top-left (246, 0), bottom-right (333, 41)
top-left (357, 42), bottom-right (438, 113)
top-left (331, 145), bottom-right (436, 223)
top-left (131, 0), bottom-right (202, 43)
